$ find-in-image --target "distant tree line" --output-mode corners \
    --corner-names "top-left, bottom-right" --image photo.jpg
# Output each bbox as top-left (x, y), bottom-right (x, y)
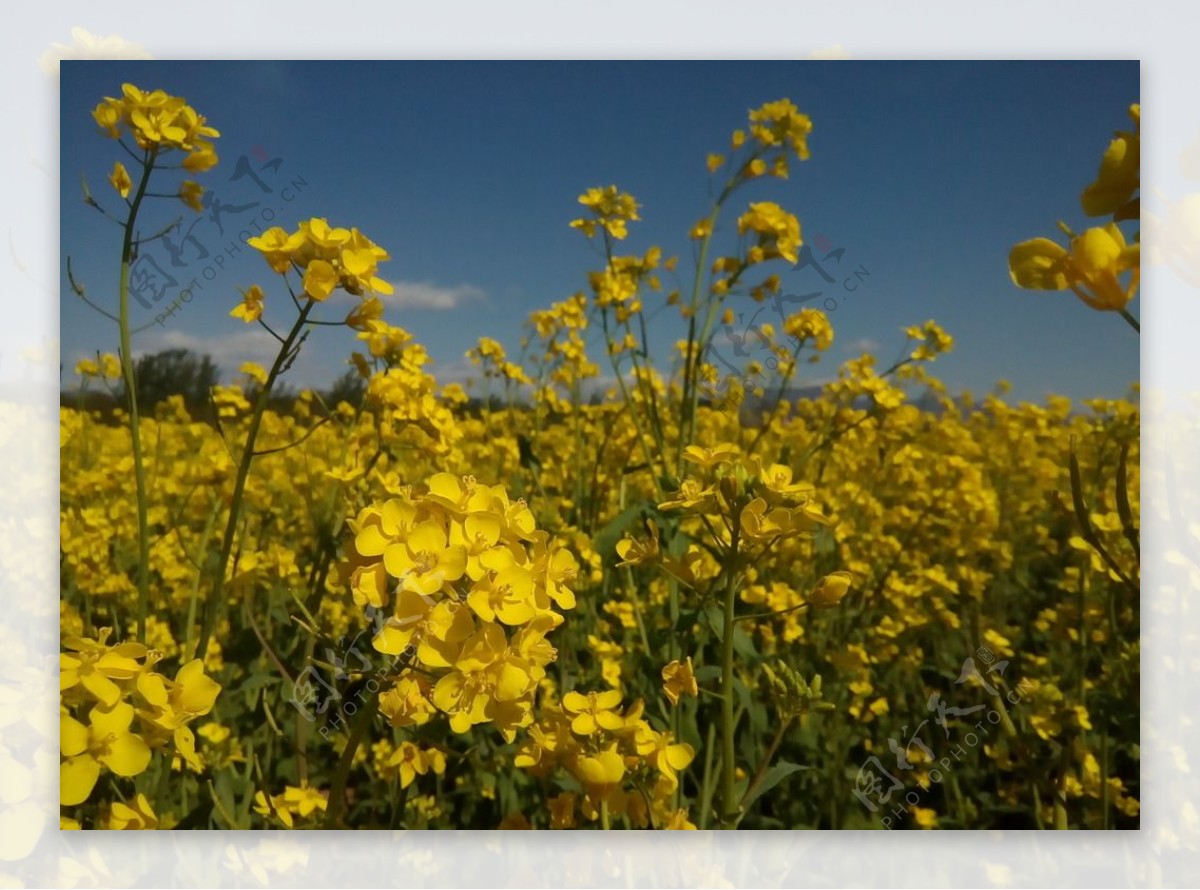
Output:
top-left (60, 348), bottom-right (367, 423)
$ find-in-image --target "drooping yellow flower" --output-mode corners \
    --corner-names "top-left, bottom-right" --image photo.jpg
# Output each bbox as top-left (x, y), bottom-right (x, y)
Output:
top-left (661, 657), bottom-right (698, 706)
top-left (230, 285), bottom-right (265, 323)
top-left (178, 180), bottom-right (205, 212)
top-left (1009, 223), bottom-right (1139, 311)
top-left (92, 97), bottom-right (123, 138)
top-left (108, 161), bottom-right (132, 199)
top-left (182, 142), bottom-right (219, 172)
top-left (346, 295), bottom-right (385, 330)
top-left (1081, 103), bottom-right (1140, 218)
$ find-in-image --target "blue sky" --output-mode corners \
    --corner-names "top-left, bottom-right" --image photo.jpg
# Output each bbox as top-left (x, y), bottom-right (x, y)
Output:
top-left (60, 60), bottom-right (1139, 404)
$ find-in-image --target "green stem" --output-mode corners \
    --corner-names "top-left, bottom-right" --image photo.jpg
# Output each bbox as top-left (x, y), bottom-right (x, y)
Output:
top-left (119, 148), bottom-right (157, 643)
top-left (718, 517), bottom-right (742, 828)
top-left (679, 209), bottom-right (720, 473)
top-left (184, 499), bottom-right (222, 659)
top-left (599, 308), bottom-right (665, 500)
top-left (323, 690), bottom-right (378, 828)
top-left (736, 713), bottom-right (794, 825)
top-left (195, 296), bottom-right (316, 661)
top-left (1118, 309), bottom-right (1140, 333)
top-left (698, 720), bottom-right (717, 829)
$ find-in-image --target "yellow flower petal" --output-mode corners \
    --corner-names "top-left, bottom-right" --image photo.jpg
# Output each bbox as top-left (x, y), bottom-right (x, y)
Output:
top-left (1008, 238), bottom-right (1068, 290)
top-left (60, 756), bottom-right (101, 807)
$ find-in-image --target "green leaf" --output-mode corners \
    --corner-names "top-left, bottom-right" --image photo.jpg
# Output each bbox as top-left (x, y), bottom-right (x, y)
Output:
top-left (703, 602), bottom-right (725, 639)
top-left (732, 676), bottom-right (752, 714)
top-left (731, 624), bottom-right (759, 661)
top-left (742, 761), bottom-right (811, 811)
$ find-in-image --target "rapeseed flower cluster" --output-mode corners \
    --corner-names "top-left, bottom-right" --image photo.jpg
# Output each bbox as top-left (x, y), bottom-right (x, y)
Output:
top-left (60, 628), bottom-right (221, 812)
top-left (342, 474), bottom-right (578, 742)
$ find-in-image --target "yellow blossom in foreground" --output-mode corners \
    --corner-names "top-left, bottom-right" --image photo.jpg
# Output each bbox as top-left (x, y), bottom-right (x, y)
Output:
top-left (60, 702), bottom-right (152, 806)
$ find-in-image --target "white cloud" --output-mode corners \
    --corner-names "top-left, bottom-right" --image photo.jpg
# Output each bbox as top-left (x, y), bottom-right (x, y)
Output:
top-left (384, 281), bottom-right (486, 311)
top-left (842, 337), bottom-right (881, 355)
top-left (429, 359), bottom-right (478, 386)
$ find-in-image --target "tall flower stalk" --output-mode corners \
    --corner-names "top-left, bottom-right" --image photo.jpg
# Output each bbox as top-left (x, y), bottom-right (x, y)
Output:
top-left (86, 84), bottom-right (221, 643)
top-left (195, 217), bottom-right (396, 661)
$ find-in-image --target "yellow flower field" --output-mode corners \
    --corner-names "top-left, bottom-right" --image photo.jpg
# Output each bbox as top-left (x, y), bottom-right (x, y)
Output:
top-left (60, 84), bottom-right (1139, 830)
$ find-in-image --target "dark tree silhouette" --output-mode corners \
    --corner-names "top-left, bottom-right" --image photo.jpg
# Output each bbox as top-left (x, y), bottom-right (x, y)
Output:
top-left (122, 348), bottom-right (221, 416)
top-left (323, 368), bottom-right (367, 412)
